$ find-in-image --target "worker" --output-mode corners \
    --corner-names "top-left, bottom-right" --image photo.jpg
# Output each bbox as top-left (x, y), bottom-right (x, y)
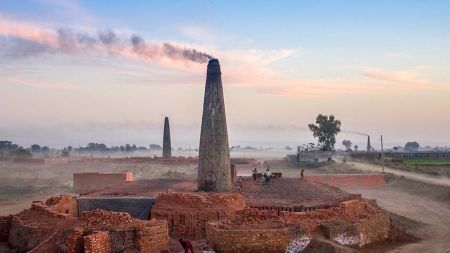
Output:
top-left (301, 169), bottom-right (304, 179)
top-left (252, 168), bottom-right (258, 182)
top-left (265, 166), bottom-right (271, 178)
top-left (179, 238), bottom-right (194, 253)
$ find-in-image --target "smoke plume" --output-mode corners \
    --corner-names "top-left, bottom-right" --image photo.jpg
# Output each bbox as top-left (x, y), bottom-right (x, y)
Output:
top-left (342, 130), bottom-right (369, 136)
top-left (0, 16), bottom-right (214, 63)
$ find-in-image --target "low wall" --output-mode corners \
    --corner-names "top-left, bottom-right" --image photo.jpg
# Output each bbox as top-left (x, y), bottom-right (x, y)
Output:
top-left (306, 174), bottom-right (385, 189)
top-left (206, 222), bottom-right (298, 253)
top-left (73, 172), bottom-right (133, 194)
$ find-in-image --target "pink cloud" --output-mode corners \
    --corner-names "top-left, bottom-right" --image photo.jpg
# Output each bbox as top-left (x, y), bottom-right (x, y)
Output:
top-left (362, 67), bottom-right (431, 88)
top-left (0, 14), bottom-right (59, 47)
top-left (0, 15), bottom-right (439, 97)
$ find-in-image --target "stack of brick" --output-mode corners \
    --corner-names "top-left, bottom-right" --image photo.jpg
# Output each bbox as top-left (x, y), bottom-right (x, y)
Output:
top-left (76, 210), bottom-right (169, 253)
top-left (206, 222), bottom-right (299, 253)
top-left (45, 195), bottom-right (78, 216)
top-left (220, 208), bottom-right (281, 226)
top-left (151, 192), bottom-right (246, 239)
top-left (67, 229), bottom-right (85, 253)
top-left (281, 199), bottom-right (382, 233)
top-left (81, 209), bottom-right (134, 229)
top-left (135, 220), bottom-right (169, 253)
top-left (84, 231), bottom-right (111, 253)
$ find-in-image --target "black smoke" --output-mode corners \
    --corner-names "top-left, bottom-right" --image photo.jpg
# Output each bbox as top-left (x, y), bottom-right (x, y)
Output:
top-left (0, 28), bottom-right (214, 63)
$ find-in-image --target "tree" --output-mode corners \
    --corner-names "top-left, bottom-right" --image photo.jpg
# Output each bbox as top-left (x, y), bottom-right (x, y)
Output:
top-left (31, 144), bottom-right (41, 152)
top-left (308, 114), bottom-right (342, 151)
top-left (342, 140), bottom-right (352, 151)
top-left (11, 148), bottom-right (32, 159)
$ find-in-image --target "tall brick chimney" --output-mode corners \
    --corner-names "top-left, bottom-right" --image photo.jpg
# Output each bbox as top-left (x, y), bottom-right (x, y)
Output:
top-left (366, 135), bottom-right (371, 152)
top-left (163, 117), bottom-right (171, 158)
top-left (197, 59), bottom-right (231, 192)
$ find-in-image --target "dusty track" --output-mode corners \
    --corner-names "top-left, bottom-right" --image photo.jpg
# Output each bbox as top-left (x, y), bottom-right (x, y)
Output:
top-left (351, 161), bottom-right (450, 187)
top-left (346, 187), bottom-right (450, 253)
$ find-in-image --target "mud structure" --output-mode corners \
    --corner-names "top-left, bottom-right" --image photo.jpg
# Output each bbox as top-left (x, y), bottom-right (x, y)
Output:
top-left (162, 116), bottom-right (171, 158)
top-left (198, 59), bottom-right (232, 192)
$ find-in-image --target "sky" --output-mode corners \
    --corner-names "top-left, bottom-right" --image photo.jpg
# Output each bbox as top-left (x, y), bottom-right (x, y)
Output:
top-left (0, 0), bottom-right (449, 149)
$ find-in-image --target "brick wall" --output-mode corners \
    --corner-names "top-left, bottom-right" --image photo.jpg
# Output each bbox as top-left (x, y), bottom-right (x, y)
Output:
top-left (0, 216), bottom-right (12, 241)
top-left (151, 192), bottom-right (246, 239)
top-left (321, 221), bottom-right (357, 240)
top-left (136, 220), bottom-right (169, 253)
top-left (356, 213), bottom-right (390, 246)
top-left (73, 172), bottom-right (133, 194)
top-left (84, 231), bottom-right (111, 253)
top-left (79, 210), bottom-right (169, 253)
top-left (206, 222), bottom-right (298, 253)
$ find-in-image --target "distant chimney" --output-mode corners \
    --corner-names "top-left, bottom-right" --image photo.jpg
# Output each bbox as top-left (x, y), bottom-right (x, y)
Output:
top-left (367, 135), bottom-right (371, 152)
top-left (197, 59), bottom-right (231, 192)
top-left (163, 117), bottom-right (171, 158)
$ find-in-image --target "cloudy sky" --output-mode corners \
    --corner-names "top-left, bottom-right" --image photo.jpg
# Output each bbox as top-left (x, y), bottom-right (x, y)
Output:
top-left (0, 0), bottom-right (449, 149)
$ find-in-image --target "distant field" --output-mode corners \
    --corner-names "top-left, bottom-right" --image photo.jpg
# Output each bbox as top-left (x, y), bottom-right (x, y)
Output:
top-left (404, 159), bottom-right (450, 166)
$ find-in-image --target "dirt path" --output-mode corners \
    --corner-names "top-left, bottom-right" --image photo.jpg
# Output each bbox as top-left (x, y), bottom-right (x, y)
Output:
top-left (351, 161), bottom-right (450, 187)
top-left (347, 187), bottom-right (450, 253)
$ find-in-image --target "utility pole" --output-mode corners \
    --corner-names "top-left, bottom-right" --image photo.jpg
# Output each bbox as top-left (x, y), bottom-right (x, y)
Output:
top-left (381, 134), bottom-right (385, 173)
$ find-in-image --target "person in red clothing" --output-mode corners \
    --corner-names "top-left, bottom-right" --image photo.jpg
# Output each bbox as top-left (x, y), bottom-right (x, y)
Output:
top-left (179, 238), bottom-right (194, 253)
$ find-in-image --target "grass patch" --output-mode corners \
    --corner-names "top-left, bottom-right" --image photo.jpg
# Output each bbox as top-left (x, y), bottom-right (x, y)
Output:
top-left (404, 159), bottom-right (450, 166)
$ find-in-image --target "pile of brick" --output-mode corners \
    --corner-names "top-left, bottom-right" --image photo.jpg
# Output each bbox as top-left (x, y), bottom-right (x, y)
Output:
top-left (154, 192), bottom-right (246, 210)
top-left (206, 221), bottom-right (299, 253)
top-left (84, 231), bottom-right (111, 253)
top-left (81, 209), bottom-right (134, 229)
top-left (152, 192), bottom-right (246, 239)
top-left (281, 199), bottom-right (383, 233)
top-left (220, 208), bottom-right (281, 227)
